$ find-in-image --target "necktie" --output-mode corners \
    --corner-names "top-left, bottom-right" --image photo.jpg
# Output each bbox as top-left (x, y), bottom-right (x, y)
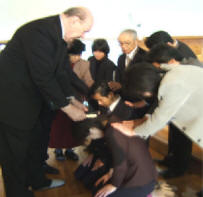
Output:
top-left (126, 55), bottom-right (131, 68)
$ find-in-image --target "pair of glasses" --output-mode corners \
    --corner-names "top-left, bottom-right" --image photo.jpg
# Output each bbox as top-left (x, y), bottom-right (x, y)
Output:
top-left (119, 41), bottom-right (132, 46)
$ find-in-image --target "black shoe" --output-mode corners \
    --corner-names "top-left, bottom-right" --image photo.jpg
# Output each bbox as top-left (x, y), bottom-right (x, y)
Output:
top-left (154, 155), bottom-right (173, 167)
top-left (196, 189), bottom-right (203, 197)
top-left (43, 163), bottom-right (59, 174)
top-left (65, 149), bottom-right (79, 161)
top-left (54, 149), bottom-right (66, 161)
top-left (155, 159), bottom-right (171, 167)
top-left (35, 179), bottom-right (65, 190)
top-left (159, 169), bottom-right (184, 179)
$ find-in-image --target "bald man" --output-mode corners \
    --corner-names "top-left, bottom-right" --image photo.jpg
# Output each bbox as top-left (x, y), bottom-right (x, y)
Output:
top-left (0, 7), bottom-right (93, 197)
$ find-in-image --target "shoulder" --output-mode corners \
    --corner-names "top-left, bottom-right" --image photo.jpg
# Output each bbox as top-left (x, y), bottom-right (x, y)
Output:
top-left (177, 40), bottom-right (196, 58)
top-left (20, 15), bottom-right (59, 31)
top-left (16, 15), bottom-right (61, 42)
top-left (181, 57), bottom-right (203, 67)
top-left (76, 59), bottom-right (89, 67)
top-left (88, 56), bottom-right (96, 62)
top-left (118, 54), bottom-right (125, 61)
top-left (105, 58), bottom-right (116, 67)
top-left (137, 47), bottom-right (147, 54)
top-left (160, 66), bottom-right (202, 90)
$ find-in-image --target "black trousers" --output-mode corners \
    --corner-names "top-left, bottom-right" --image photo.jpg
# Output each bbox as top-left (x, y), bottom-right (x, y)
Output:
top-left (75, 157), bottom-right (110, 190)
top-left (39, 105), bottom-right (57, 163)
top-left (167, 123), bottom-right (192, 172)
top-left (0, 119), bottom-right (50, 197)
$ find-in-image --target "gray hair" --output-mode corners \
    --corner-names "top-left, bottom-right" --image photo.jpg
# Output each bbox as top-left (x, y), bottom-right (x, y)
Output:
top-left (120, 29), bottom-right (137, 40)
top-left (63, 7), bottom-right (87, 21)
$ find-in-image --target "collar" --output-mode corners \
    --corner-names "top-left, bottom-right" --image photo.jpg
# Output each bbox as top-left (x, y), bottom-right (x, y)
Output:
top-left (127, 46), bottom-right (138, 59)
top-left (109, 96), bottom-right (121, 112)
top-left (160, 63), bottom-right (180, 71)
top-left (174, 39), bottom-right (179, 48)
top-left (59, 15), bottom-right (65, 40)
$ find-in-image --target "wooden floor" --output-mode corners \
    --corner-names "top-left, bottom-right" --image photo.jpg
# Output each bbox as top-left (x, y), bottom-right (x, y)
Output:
top-left (0, 143), bottom-right (202, 197)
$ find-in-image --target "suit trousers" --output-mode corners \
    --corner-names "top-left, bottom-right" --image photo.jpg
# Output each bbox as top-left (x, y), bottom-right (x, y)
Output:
top-left (168, 123), bottom-right (192, 172)
top-left (39, 105), bottom-right (57, 163)
top-left (0, 119), bottom-right (50, 197)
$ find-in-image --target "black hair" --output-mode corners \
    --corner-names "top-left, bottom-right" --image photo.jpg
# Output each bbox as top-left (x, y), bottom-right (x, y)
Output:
top-left (145, 31), bottom-right (174, 49)
top-left (146, 43), bottom-right (184, 63)
top-left (68, 39), bottom-right (86, 55)
top-left (92, 39), bottom-right (110, 55)
top-left (122, 62), bottom-right (163, 100)
top-left (72, 118), bottom-right (103, 144)
top-left (89, 81), bottom-right (113, 98)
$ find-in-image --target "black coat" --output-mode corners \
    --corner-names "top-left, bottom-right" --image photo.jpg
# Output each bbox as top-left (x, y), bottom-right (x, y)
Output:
top-left (89, 56), bottom-right (117, 84)
top-left (0, 15), bottom-right (78, 130)
top-left (177, 41), bottom-right (197, 59)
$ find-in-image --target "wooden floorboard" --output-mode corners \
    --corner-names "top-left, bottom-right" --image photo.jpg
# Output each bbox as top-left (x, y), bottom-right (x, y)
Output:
top-left (0, 143), bottom-right (202, 197)
top-left (152, 127), bottom-right (203, 161)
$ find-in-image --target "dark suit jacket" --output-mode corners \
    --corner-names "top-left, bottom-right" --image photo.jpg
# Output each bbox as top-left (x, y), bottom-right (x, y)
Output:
top-left (117, 47), bottom-right (147, 83)
top-left (0, 15), bottom-right (75, 130)
top-left (177, 41), bottom-right (197, 59)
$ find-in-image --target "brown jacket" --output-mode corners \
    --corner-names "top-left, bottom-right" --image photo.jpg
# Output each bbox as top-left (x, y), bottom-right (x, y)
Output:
top-left (73, 59), bottom-right (94, 88)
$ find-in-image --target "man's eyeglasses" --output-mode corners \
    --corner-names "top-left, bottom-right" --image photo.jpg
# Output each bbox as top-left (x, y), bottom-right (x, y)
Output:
top-left (119, 41), bottom-right (132, 46)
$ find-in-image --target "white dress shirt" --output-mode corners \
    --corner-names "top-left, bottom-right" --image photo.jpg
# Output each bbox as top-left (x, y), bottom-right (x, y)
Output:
top-left (125, 46), bottom-right (137, 68)
top-left (59, 15), bottom-right (65, 39)
top-left (109, 96), bottom-right (121, 112)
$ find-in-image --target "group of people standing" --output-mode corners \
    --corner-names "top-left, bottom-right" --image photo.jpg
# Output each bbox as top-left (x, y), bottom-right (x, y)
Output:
top-left (0, 5), bottom-right (202, 197)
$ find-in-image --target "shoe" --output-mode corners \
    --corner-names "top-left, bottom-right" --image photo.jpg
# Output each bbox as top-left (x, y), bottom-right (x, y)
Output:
top-left (155, 159), bottom-right (171, 167)
top-left (151, 181), bottom-right (176, 197)
top-left (196, 189), bottom-right (203, 197)
top-left (54, 149), bottom-right (66, 161)
top-left (43, 163), bottom-right (59, 174)
top-left (159, 169), bottom-right (184, 179)
top-left (154, 156), bottom-right (173, 167)
top-left (35, 179), bottom-right (65, 190)
top-left (65, 149), bottom-right (79, 161)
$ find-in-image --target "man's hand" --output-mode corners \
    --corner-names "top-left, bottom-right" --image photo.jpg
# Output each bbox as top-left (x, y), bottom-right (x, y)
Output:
top-left (91, 159), bottom-right (104, 171)
top-left (82, 154), bottom-right (94, 167)
top-left (95, 184), bottom-right (117, 197)
top-left (125, 100), bottom-right (147, 108)
top-left (133, 116), bottom-right (148, 126)
top-left (70, 98), bottom-right (88, 112)
top-left (108, 81), bottom-right (122, 91)
top-left (95, 169), bottom-right (113, 186)
top-left (111, 117), bottom-right (148, 137)
top-left (111, 121), bottom-right (135, 137)
top-left (61, 104), bottom-right (86, 121)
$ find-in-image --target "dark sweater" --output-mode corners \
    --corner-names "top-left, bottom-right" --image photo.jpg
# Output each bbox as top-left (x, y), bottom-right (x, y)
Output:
top-left (105, 99), bottom-right (157, 188)
top-left (88, 56), bottom-right (117, 84)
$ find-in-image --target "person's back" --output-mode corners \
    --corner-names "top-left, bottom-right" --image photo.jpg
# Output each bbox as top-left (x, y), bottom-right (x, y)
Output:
top-left (73, 59), bottom-right (94, 87)
top-left (0, 16), bottom-right (59, 129)
top-left (159, 65), bottom-right (203, 147)
top-left (105, 122), bottom-right (157, 187)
